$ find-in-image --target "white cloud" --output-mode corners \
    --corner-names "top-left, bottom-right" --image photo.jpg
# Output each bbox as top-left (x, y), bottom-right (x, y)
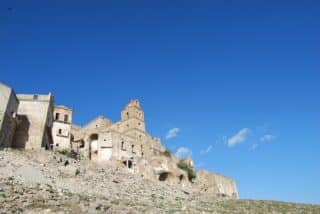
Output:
top-left (165, 128), bottom-right (180, 139)
top-left (200, 145), bottom-right (213, 155)
top-left (228, 128), bottom-right (250, 147)
top-left (260, 134), bottom-right (276, 142)
top-left (249, 143), bottom-right (258, 151)
top-left (175, 147), bottom-right (192, 159)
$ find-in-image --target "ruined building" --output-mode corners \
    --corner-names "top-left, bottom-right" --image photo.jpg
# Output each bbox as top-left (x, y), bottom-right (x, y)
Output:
top-left (0, 82), bottom-right (239, 199)
top-left (52, 105), bottom-right (73, 151)
top-left (0, 83), bottom-right (54, 150)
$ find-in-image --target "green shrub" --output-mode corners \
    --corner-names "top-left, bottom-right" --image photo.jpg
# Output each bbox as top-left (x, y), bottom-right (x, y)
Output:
top-left (177, 161), bottom-right (196, 182)
top-left (163, 149), bottom-right (172, 157)
top-left (58, 149), bottom-right (78, 159)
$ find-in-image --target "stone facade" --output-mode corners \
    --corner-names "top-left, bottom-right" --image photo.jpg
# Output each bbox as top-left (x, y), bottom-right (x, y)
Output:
top-left (0, 83), bottom-right (54, 150)
top-left (13, 94), bottom-right (54, 150)
top-left (52, 105), bottom-right (73, 151)
top-left (194, 170), bottom-right (239, 199)
top-left (0, 83), bottom-right (19, 148)
top-left (0, 83), bottom-right (239, 199)
top-left (71, 100), bottom-right (165, 166)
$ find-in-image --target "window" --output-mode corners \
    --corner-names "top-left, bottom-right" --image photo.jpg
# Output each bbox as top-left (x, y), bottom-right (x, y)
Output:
top-left (58, 129), bottom-right (62, 135)
top-left (121, 141), bottom-right (126, 151)
top-left (33, 95), bottom-right (38, 100)
top-left (132, 145), bottom-right (135, 153)
top-left (80, 140), bottom-right (85, 148)
top-left (55, 113), bottom-right (60, 120)
top-left (64, 114), bottom-right (68, 122)
top-left (141, 145), bottom-right (144, 156)
top-left (127, 112), bottom-right (129, 117)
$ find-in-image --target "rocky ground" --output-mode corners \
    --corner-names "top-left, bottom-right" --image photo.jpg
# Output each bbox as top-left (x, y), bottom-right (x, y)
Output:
top-left (0, 149), bottom-right (319, 213)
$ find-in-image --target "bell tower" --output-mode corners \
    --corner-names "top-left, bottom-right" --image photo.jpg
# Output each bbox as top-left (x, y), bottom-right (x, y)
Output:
top-left (121, 99), bottom-right (145, 132)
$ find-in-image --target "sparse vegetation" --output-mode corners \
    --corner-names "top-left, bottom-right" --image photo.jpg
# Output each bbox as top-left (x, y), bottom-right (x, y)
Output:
top-left (58, 149), bottom-right (78, 159)
top-left (177, 161), bottom-right (196, 181)
top-left (163, 149), bottom-right (172, 158)
top-left (1, 149), bottom-right (320, 213)
top-left (46, 184), bottom-right (56, 194)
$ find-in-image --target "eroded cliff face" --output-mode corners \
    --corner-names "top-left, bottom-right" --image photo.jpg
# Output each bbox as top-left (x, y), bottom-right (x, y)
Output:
top-left (136, 154), bottom-right (239, 199)
top-left (193, 170), bottom-right (239, 199)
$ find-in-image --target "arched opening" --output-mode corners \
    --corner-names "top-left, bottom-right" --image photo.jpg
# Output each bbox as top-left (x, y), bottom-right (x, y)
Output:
top-left (89, 134), bottom-right (99, 160)
top-left (79, 140), bottom-right (85, 148)
top-left (179, 174), bottom-right (185, 182)
top-left (158, 172), bottom-right (173, 182)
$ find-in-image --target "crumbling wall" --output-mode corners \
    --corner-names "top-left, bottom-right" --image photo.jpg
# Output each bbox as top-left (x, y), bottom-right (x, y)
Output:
top-left (0, 83), bottom-right (19, 148)
top-left (52, 106), bottom-right (73, 151)
top-left (194, 170), bottom-right (239, 199)
top-left (13, 94), bottom-right (53, 150)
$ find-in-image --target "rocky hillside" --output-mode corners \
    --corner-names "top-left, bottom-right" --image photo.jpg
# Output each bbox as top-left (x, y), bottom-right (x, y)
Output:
top-left (0, 150), bottom-right (319, 213)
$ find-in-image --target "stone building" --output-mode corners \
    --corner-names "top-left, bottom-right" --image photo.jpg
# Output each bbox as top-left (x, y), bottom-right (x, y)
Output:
top-left (13, 93), bottom-right (54, 149)
top-left (0, 83), bottom-right (19, 148)
top-left (72, 100), bottom-right (165, 165)
top-left (0, 83), bottom-right (239, 199)
top-left (0, 83), bottom-right (54, 150)
top-left (52, 105), bottom-right (73, 151)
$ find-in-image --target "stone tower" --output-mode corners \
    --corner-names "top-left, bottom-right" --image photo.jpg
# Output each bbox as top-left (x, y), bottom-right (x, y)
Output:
top-left (52, 105), bottom-right (73, 151)
top-left (121, 99), bottom-right (145, 132)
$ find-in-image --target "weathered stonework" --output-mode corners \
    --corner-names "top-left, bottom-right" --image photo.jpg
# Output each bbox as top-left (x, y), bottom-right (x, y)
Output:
top-left (0, 83), bottom-right (239, 199)
top-left (0, 83), bottom-right (19, 148)
top-left (52, 105), bottom-right (73, 151)
top-left (194, 170), bottom-right (239, 199)
top-left (13, 94), bottom-right (54, 150)
top-left (71, 100), bottom-right (164, 165)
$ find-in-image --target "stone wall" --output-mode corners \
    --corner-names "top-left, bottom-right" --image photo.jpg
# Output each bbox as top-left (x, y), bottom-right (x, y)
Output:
top-left (13, 94), bottom-right (54, 150)
top-left (0, 83), bottom-right (19, 148)
top-left (194, 170), bottom-right (239, 199)
top-left (82, 116), bottom-right (112, 130)
top-left (68, 99), bottom-right (239, 198)
top-left (52, 105), bottom-right (73, 151)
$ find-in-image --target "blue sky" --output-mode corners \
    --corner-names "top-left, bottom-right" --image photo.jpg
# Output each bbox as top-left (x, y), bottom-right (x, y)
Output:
top-left (1, 0), bottom-right (319, 204)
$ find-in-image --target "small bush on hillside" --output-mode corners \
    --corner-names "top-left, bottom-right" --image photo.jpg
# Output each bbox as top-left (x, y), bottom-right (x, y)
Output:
top-left (163, 149), bottom-right (172, 158)
top-left (58, 149), bottom-right (78, 159)
top-left (177, 161), bottom-right (196, 182)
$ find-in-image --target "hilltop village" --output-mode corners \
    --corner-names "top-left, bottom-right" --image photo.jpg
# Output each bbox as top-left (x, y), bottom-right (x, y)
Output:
top-left (0, 82), bottom-right (238, 199)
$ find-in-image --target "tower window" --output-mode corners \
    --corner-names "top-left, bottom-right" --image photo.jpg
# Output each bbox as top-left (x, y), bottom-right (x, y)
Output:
top-left (58, 129), bottom-right (62, 134)
top-left (132, 145), bottom-right (135, 153)
top-left (33, 95), bottom-right (38, 100)
top-left (64, 115), bottom-right (68, 122)
top-left (127, 112), bottom-right (129, 117)
top-left (121, 141), bottom-right (126, 150)
top-left (55, 113), bottom-right (60, 120)
top-left (80, 140), bottom-right (85, 148)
